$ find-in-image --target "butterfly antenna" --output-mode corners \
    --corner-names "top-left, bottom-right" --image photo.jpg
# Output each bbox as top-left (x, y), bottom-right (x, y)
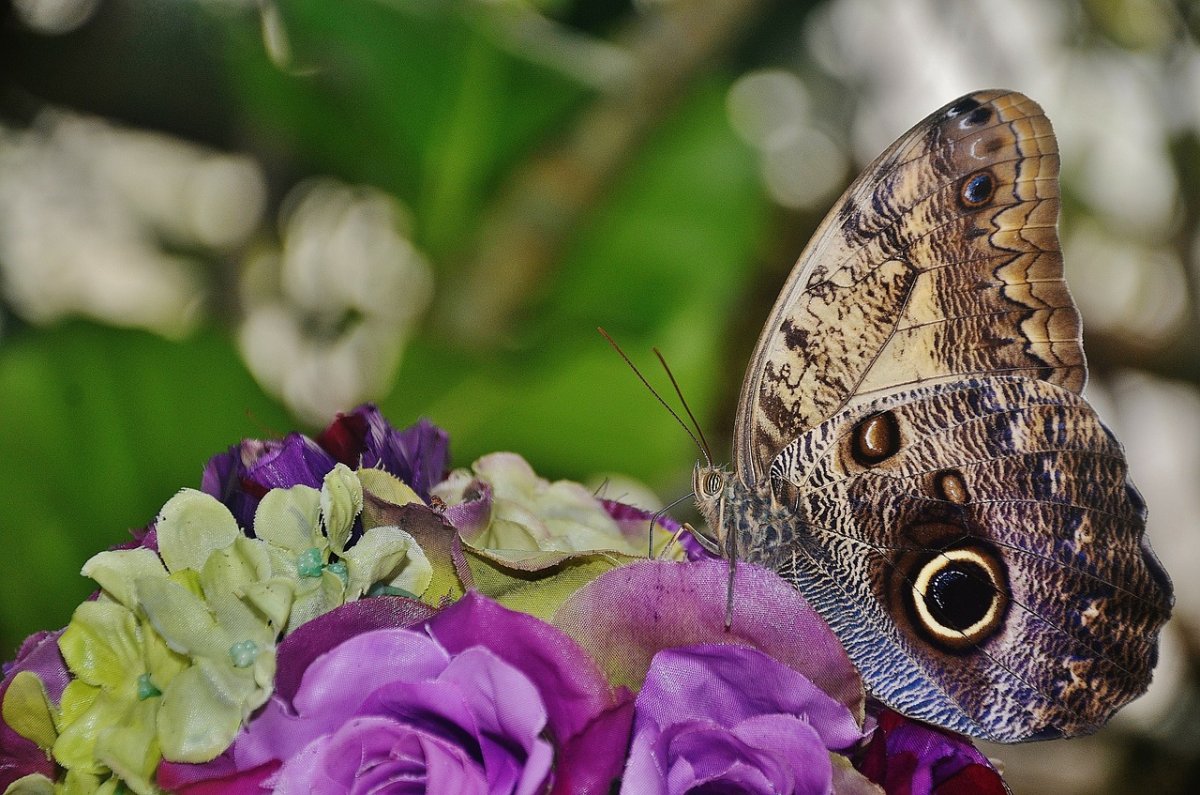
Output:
top-left (598, 327), bottom-right (710, 465)
top-left (653, 347), bottom-right (713, 466)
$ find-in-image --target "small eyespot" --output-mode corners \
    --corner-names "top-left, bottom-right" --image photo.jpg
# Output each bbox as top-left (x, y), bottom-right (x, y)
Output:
top-left (933, 469), bottom-right (970, 504)
top-left (946, 97), bottom-right (981, 118)
top-left (851, 411), bottom-right (900, 466)
top-left (909, 546), bottom-right (1009, 651)
top-left (959, 170), bottom-right (996, 208)
top-left (965, 106), bottom-right (992, 126)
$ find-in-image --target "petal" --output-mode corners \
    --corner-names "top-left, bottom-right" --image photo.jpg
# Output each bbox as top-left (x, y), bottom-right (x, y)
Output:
top-left (156, 491), bottom-right (241, 575)
top-left (344, 525), bottom-right (432, 599)
top-left (550, 696), bottom-right (635, 795)
top-left (636, 646), bottom-right (862, 752)
top-left (2, 671), bottom-right (57, 750)
top-left (80, 549), bottom-right (168, 610)
top-left (136, 577), bottom-right (224, 659)
top-left (553, 559), bottom-right (864, 719)
top-left (58, 601), bottom-right (142, 689)
top-left (435, 648), bottom-right (552, 791)
top-left (157, 662), bottom-right (249, 764)
top-left (320, 464), bottom-right (363, 556)
top-left (247, 434), bottom-right (336, 492)
top-left (427, 594), bottom-right (620, 743)
top-left (855, 706), bottom-right (1006, 795)
top-left (345, 410), bottom-right (449, 502)
top-left (436, 475), bottom-right (494, 541)
top-left (252, 486), bottom-right (321, 554)
top-left (199, 538), bottom-right (273, 603)
top-left (94, 696), bottom-right (161, 793)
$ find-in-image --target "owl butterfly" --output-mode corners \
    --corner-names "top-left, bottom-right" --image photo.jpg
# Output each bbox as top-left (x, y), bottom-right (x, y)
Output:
top-left (693, 89), bottom-right (1173, 742)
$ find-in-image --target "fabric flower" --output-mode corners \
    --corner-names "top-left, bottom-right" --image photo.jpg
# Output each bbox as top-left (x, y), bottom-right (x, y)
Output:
top-left (0, 632), bottom-right (67, 790)
top-left (318, 407), bottom-right (449, 501)
top-left (553, 559), bottom-right (879, 793)
top-left (249, 464), bottom-right (433, 632)
top-left (202, 406), bottom-right (449, 532)
top-left (159, 594), bottom-right (633, 794)
top-left (434, 452), bottom-right (679, 558)
top-left (855, 705), bottom-right (1008, 795)
top-left (203, 434), bottom-right (336, 532)
top-left (622, 645), bottom-right (867, 794)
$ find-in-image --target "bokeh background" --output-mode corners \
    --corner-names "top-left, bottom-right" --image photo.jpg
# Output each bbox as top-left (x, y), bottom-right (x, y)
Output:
top-left (1, 0), bottom-right (1197, 790)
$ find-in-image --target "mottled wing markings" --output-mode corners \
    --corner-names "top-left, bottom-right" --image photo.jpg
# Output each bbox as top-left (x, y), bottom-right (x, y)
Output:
top-left (734, 90), bottom-right (1082, 484)
top-left (743, 377), bottom-right (1171, 740)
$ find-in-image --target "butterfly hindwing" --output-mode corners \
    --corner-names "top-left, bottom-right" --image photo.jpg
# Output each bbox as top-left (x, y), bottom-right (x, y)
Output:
top-left (750, 377), bottom-right (1170, 741)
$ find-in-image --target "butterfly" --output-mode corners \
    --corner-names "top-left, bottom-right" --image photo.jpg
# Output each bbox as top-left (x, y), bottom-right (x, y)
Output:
top-left (692, 89), bottom-right (1173, 742)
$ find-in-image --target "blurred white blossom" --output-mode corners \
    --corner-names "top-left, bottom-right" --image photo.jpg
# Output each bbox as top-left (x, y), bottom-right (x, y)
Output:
top-left (0, 109), bottom-right (266, 336)
top-left (727, 69), bottom-right (848, 210)
top-left (237, 179), bottom-right (433, 424)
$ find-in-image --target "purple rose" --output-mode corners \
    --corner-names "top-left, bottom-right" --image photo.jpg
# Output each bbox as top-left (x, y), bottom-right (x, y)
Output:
top-left (1, 631), bottom-right (69, 789)
top-left (622, 644), bottom-right (865, 794)
top-left (159, 594), bottom-right (633, 794)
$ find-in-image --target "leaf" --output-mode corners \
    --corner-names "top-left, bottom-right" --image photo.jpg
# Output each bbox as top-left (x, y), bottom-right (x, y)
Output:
top-left (463, 548), bottom-right (636, 622)
top-left (361, 496), bottom-right (469, 606)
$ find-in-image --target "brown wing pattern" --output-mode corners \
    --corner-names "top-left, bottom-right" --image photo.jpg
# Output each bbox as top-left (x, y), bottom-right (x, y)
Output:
top-left (734, 90), bottom-right (1083, 485)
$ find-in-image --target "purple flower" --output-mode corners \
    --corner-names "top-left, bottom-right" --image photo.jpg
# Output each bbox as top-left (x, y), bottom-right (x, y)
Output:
top-left (318, 407), bottom-right (449, 502)
top-left (200, 406), bottom-right (449, 532)
top-left (0, 631), bottom-right (69, 789)
top-left (621, 645), bottom-right (865, 794)
top-left (855, 705), bottom-right (1008, 795)
top-left (159, 594), bottom-right (633, 794)
top-left (202, 434), bottom-right (336, 530)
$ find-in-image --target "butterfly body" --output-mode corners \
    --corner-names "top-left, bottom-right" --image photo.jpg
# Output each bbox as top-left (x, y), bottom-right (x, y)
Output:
top-left (697, 90), bottom-right (1172, 742)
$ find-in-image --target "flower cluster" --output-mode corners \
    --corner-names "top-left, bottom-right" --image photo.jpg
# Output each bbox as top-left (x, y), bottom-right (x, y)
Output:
top-left (1, 406), bottom-right (1007, 794)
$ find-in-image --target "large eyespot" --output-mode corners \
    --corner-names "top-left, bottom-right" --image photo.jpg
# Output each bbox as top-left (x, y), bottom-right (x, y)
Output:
top-left (908, 546), bottom-right (1009, 651)
top-left (959, 170), bottom-right (996, 208)
top-left (850, 411), bottom-right (900, 466)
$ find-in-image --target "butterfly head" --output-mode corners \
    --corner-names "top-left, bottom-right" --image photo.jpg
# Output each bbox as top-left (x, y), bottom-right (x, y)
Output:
top-left (692, 462), bottom-right (731, 551)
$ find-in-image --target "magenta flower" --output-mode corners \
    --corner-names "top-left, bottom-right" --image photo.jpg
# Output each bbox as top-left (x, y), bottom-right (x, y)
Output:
top-left (159, 594), bottom-right (633, 794)
top-left (552, 559), bottom-right (875, 794)
top-left (201, 406), bottom-right (449, 531)
top-left (855, 705), bottom-right (1008, 795)
top-left (623, 644), bottom-right (866, 794)
top-left (0, 631), bottom-right (68, 789)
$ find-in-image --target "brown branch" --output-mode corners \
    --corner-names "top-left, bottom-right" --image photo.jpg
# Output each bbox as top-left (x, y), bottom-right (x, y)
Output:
top-left (439, 0), bottom-right (773, 346)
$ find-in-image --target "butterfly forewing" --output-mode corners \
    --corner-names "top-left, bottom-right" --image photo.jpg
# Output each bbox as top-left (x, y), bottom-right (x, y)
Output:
top-left (734, 90), bottom-right (1083, 485)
